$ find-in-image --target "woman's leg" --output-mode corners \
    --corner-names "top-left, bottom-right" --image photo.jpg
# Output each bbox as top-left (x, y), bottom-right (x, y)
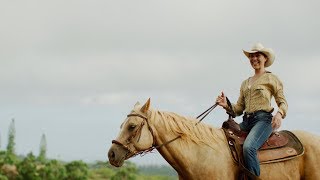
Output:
top-left (242, 117), bottom-right (272, 176)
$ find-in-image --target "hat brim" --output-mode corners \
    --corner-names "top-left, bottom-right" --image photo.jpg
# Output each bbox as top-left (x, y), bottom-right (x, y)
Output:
top-left (243, 49), bottom-right (275, 67)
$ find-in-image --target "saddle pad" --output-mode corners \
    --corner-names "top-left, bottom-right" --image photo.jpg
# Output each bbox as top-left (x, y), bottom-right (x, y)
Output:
top-left (258, 130), bottom-right (304, 164)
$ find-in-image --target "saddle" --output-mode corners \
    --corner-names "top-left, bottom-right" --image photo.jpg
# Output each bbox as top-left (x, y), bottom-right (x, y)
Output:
top-left (222, 118), bottom-right (304, 164)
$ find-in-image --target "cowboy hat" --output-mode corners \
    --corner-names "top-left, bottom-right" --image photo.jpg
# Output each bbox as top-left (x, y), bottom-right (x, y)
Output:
top-left (243, 43), bottom-right (275, 67)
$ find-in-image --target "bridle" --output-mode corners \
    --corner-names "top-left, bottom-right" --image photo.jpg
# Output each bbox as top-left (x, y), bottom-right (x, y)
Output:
top-left (111, 103), bottom-right (220, 159)
top-left (111, 113), bottom-right (159, 159)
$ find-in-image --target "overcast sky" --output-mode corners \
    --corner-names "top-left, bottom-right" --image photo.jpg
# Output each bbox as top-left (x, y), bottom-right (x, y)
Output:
top-left (0, 0), bottom-right (319, 165)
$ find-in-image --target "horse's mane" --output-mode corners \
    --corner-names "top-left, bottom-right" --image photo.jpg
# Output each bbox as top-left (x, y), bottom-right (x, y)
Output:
top-left (150, 109), bottom-right (222, 149)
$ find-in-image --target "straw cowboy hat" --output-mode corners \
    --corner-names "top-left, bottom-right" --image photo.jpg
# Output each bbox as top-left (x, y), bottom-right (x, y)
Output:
top-left (243, 43), bottom-right (275, 67)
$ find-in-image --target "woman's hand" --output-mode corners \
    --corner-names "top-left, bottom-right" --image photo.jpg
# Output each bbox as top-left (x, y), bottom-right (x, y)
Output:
top-left (216, 92), bottom-right (228, 108)
top-left (272, 112), bottom-right (283, 130)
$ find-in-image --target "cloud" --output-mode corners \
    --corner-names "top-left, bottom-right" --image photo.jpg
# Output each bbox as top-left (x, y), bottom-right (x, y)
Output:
top-left (82, 92), bottom-right (133, 106)
top-left (0, 0), bottom-right (319, 165)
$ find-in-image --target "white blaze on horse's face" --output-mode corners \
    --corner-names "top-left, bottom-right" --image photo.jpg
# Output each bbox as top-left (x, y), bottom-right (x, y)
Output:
top-left (108, 99), bottom-right (154, 167)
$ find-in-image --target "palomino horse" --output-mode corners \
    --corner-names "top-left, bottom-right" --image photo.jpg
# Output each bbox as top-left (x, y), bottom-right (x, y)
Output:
top-left (108, 99), bottom-right (320, 179)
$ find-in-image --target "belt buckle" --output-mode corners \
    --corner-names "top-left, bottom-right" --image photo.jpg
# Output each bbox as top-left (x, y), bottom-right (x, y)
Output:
top-left (245, 113), bottom-right (253, 119)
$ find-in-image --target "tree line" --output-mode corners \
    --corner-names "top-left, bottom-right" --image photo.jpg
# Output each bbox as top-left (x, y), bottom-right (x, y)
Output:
top-left (0, 119), bottom-right (177, 180)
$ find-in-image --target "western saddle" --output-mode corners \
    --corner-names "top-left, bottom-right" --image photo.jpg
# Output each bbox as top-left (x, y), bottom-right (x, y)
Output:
top-left (222, 117), bottom-right (304, 180)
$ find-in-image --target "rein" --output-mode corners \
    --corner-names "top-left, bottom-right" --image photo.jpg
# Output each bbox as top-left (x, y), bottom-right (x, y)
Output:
top-left (195, 103), bottom-right (218, 125)
top-left (111, 104), bottom-right (218, 159)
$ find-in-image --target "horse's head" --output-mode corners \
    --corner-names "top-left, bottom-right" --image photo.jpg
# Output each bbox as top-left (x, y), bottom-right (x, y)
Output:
top-left (108, 99), bottom-right (155, 167)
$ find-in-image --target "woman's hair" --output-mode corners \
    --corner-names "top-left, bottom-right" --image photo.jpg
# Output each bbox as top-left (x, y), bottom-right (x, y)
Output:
top-left (260, 52), bottom-right (268, 60)
top-left (261, 52), bottom-right (269, 66)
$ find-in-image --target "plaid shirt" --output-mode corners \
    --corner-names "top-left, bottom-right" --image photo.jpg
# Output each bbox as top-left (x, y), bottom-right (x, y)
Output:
top-left (231, 72), bottom-right (288, 118)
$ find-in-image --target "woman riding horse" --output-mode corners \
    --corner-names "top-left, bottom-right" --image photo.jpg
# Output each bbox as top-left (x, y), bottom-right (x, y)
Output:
top-left (216, 42), bottom-right (288, 178)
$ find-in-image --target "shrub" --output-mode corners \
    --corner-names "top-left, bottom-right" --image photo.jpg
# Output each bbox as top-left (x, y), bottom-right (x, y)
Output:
top-left (65, 160), bottom-right (89, 180)
top-left (111, 161), bottom-right (138, 180)
top-left (16, 153), bottom-right (40, 180)
top-left (38, 159), bottom-right (67, 180)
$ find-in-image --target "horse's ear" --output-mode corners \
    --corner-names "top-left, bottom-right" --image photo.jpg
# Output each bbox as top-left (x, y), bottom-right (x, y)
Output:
top-left (140, 98), bottom-right (151, 113)
top-left (134, 101), bottom-right (140, 107)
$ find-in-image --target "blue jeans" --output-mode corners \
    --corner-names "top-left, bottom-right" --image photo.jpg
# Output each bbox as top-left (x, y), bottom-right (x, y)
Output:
top-left (239, 111), bottom-right (273, 176)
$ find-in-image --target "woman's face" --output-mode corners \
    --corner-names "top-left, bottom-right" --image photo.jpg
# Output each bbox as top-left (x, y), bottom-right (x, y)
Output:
top-left (248, 52), bottom-right (267, 70)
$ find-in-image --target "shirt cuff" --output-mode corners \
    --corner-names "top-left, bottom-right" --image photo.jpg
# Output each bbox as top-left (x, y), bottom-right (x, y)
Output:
top-left (278, 109), bottom-right (285, 119)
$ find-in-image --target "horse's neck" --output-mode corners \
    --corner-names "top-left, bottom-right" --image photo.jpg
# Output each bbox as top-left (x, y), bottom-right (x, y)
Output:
top-left (149, 110), bottom-right (233, 178)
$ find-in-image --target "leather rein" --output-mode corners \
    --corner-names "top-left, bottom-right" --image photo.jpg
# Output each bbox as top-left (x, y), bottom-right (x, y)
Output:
top-left (111, 104), bottom-right (218, 159)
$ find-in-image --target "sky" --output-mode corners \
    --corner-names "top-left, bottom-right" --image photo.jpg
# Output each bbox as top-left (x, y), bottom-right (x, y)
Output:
top-left (0, 0), bottom-right (319, 166)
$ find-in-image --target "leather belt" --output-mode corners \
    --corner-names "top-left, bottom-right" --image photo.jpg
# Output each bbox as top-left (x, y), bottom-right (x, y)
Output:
top-left (244, 110), bottom-right (272, 119)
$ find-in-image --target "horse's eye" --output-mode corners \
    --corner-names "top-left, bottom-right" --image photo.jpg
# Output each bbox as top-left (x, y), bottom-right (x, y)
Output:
top-left (128, 124), bottom-right (136, 131)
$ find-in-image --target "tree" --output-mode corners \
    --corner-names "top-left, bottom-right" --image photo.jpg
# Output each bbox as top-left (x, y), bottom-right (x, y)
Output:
top-left (38, 134), bottom-right (47, 163)
top-left (4, 119), bottom-right (17, 164)
top-left (0, 151), bottom-right (6, 166)
top-left (6, 119), bottom-right (16, 155)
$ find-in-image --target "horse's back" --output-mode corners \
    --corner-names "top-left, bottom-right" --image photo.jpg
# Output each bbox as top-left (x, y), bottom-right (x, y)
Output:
top-left (259, 130), bottom-right (319, 179)
top-left (293, 130), bottom-right (320, 179)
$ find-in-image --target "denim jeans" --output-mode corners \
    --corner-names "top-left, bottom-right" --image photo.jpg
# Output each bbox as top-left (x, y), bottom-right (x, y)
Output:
top-left (239, 111), bottom-right (273, 176)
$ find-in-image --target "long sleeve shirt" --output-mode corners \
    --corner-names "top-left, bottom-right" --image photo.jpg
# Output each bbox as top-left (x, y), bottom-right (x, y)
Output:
top-left (231, 72), bottom-right (288, 118)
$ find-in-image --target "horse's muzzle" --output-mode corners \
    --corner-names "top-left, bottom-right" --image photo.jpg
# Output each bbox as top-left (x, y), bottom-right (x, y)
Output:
top-left (108, 144), bottom-right (126, 167)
